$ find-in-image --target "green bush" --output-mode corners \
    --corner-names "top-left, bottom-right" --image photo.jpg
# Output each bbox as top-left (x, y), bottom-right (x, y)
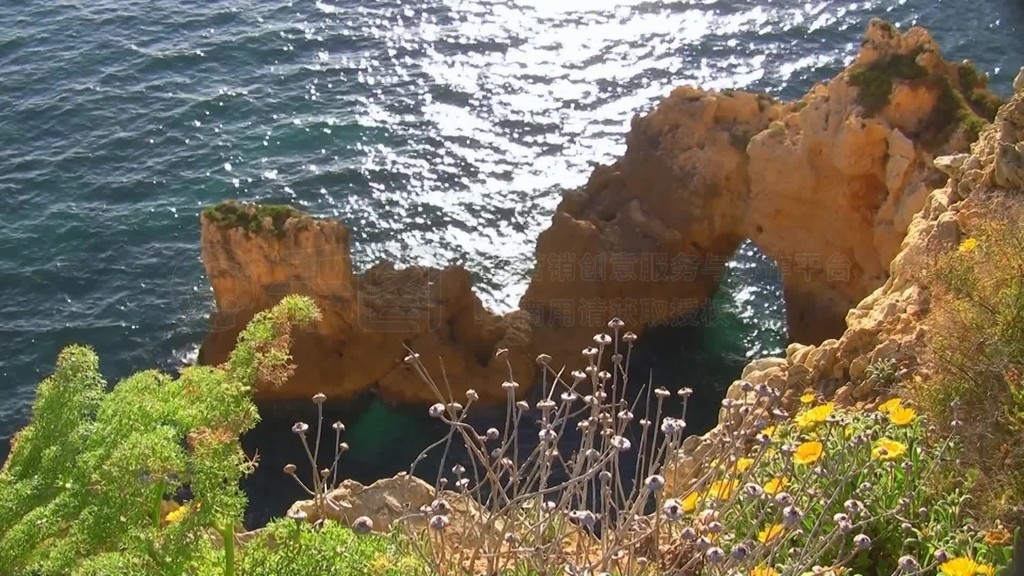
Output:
top-left (920, 209), bottom-right (1024, 524)
top-left (0, 296), bottom-right (320, 575)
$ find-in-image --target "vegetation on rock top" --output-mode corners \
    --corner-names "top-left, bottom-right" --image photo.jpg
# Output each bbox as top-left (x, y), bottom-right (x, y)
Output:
top-left (203, 201), bottom-right (305, 236)
top-left (847, 50), bottom-right (1002, 144)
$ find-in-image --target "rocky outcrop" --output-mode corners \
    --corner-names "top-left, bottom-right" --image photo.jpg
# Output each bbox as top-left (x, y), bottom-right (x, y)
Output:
top-left (199, 202), bottom-right (534, 405)
top-left (521, 18), bottom-right (997, 357)
top-left (668, 57), bottom-right (1024, 489)
top-left (198, 19), bottom-right (1001, 405)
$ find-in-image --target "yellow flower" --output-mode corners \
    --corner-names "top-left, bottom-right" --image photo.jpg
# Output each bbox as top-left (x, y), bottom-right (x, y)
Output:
top-left (761, 425), bottom-right (777, 439)
top-left (736, 457), bottom-right (754, 472)
top-left (794, 441), bottom-right (824, 465)
top-left (872, 438), bottom-right (907, 461)
top-left (888, 405), bottom-right (917, 426)
top-left (959, 237), bottom-right (979, 253)
top-left (983, 524), bottom-right (1012, 546)
top-left (682, 491), bottom-right (701, 512)
top-left (800, 392), bottom-right (816, 404)
top-left (164, 505), bottom-right (188, 524)
top-left (758, 523), bottom-right (785, 543)
top-left (795, 402), bottom-right (834, 429)
top-left (709, 479), bottom-right (739, 500)
top-left (751, 567), bottom-right (780, 576)
top-left (763, 477), bottom-right (789, 495)
top-left (878, 397), bottom-right (902, 413)
top-left (939, 557), bottom-right (979, 576)
top-left (977, 565), bottom-right (996, 576)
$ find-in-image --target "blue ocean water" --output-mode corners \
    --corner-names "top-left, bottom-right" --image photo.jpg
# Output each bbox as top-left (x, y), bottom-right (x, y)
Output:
top-left (1, 0), bottom-right (1022, 470)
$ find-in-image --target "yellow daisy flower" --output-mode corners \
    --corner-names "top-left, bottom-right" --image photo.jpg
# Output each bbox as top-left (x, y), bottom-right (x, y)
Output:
top-left (872, 438), bottom-right (907, 461)
top-left (878, 397), bottom-right (902, 413)
top-left (751, 567), bottom-right (780, 576)
top-left (708, 479), bottom-right (739, 501)
top-left (983, 524), bottom-right (1012, 545)
top-left (758, 523), bottom-right (785, 543)
top-left (795, 402), bottom-right (834, 429)
top-left (959, 238), bottom-right (978, 253)
top-left (736, 457), bottom-right (754, 472)
top-left (761, 425), bottom-right (777, 439)
top-left (164, 505), bottom-right (188, 524)
top-left (763, 477), bottom-right (789, 495)
top-left (977, 565), bottom-right (996, 576)
top-left (939, 557), bottom-right (978, 576)
top-left (682, 491), bottom-right (700, 513)
top-left (888, 405), bottom-right (917, 426)
top-left (800, 392), bottom-right (816, 404)
top-left (794, 441), bottom-right (824, 465)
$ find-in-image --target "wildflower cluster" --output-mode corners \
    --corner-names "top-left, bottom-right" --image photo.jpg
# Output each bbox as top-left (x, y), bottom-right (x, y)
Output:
top-left (651, 394), bottom-right (1014, 576)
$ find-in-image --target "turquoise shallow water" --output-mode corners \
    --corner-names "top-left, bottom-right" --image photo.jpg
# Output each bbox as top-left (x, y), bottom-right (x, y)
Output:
top-left (1, 0), bottom-right (1022, 483)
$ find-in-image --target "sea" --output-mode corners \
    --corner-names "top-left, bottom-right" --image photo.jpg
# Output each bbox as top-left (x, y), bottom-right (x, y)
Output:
top-left (1, 0), bottom-right (1021, 526)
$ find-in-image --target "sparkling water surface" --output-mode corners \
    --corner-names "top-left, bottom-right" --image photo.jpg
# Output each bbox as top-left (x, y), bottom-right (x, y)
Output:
top-left (1, 0), bottom-right (1022, 510)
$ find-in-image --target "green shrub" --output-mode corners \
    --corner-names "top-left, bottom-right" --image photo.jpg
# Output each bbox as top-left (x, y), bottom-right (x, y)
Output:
top-left (236, 519), bottom-right (423, 576)
top-left (920, 208), bottom-right (1024, 524)
top-left (0, 295), bottom-right (320, 576)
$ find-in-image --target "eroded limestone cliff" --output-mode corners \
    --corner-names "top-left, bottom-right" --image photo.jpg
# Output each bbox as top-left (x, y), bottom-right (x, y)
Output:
top-left (199, 203), bottom-right (533, 404)
top-left (198, 19), bottom-right (1002, 405)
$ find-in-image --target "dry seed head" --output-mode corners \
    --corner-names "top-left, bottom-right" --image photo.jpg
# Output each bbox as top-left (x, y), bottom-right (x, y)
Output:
top-left (853, 534), bottom-right (871, 550)
top-left (608, 318), bottom-right (625, 330)
top-left (291, 422), bottom-right (309, 435)
top-left (312, 392), bottom-right (327, 405)
top-left (680, 526), bottom-right (697, 540)
top-left (535, 353), bottom-right (551, 365)
top-left (538, 428), bottom-right (558, 444)
top-left (320, 468), bottom-right (330, 478)
top-left (561, 391), bottom-right (578, 403)
top-left (466, 389), bottom-right (479, 402)
top-left (451, 464), bottom-right (465, 476)
top-left (655, 387), bottom-right (671, 399)
top-left (455, 478), bottom-right (469, 489)
top-left (428, 514), bottom-right (450, 532)
top-left (610, 436), bottom-right (632, 452)
top-left (501, 380), bottom-right (519, 391)
top-left (645, 474), bottom-right (665, 492)
top-left (516, 400), bottom-right (530, 411)
top-left (571, 370), bottom-right (587, 382)
top-left (352, 516), bottom-right (373, 535)
top-left (897, 556), bottom-right (919, 571)
top-left (593, 333), bottom-right (612, 346)
top-left (338, 442), bottom-right (349, 452)
top-left (404, 353), bottom-right (420, 364)
top-left (599, 470), bottom-right (613, 483)
top-left (428, 403), bottom-right (445, 418)
top-left (332, 421), bottom-right (345, 432)
top-left (537, 398), bottom-right (556, 411)
top-left (617, 409), bottom-right (634, 422)
top-left (662, 499), bottom-right (683, 522)
top-left (582, 347), bottom-right (599, 359)
top-left (431, 498), bottom-right (452, 515)
top-left (283, 464), bottom-right (297, 475)
top-left (783, 505), bottom-right (803, 526)
top-left (611, 353), bottom-right (623, 364)
top-left (705, 547), bottom-right (725, 564)
top-left (485, 428), bottom-right (500, 441)
top-left (622, 331), bottom-right (637, 343)
top-left (288, 509), bottom-right (308, 521)
top-left (446, 402), bottom-right (464, 413)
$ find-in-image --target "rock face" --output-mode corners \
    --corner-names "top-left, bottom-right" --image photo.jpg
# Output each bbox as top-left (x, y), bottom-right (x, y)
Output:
top-left (198, 19), bottom-right (1000, 405)
top-left (669, 57), bottom-right (1024, 490)
top-left (521, 18), bottom-right (995, 356)
top-left (199, 203), bottom-right (534, 405)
